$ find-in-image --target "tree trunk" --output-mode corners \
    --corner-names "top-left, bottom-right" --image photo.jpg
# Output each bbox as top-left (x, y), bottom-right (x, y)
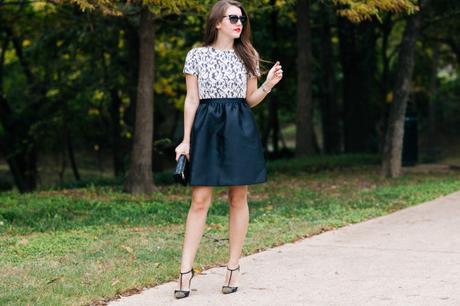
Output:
top-left (66, 129), bottom-right (80, 181)
top-left (123, 19), bottom-right (140, 140)
top-left (381, 8), bottom-right (424, 177)
top-left (377, 15), bottom-right (393, 154)
top-left (110, 88), bottom-right (125, 177)
top-left (124, 7), bottom-right (156, 194)
top-left (295, 0), bottom-right (315, 156)
top-left (2, 141), bottom-right (38, 192)
top-left (318, 4), bottom-right (340, 153)
top-left (263, 0), bottom-right (281, 156)
top-left (102, 25), bottom-right (127, 178)
top-left (338, 18), bottom-right (378, 153)
top-left (428, 43), bottom-right (439, 139)
top-left (268, 96), bottom-right (280, 154)
top-left (0, 29), bottom-right (39, 192)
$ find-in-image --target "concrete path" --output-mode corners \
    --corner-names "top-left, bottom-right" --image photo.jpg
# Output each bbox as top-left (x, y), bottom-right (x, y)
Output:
top-left (109, 191), bottom-right (460, 306)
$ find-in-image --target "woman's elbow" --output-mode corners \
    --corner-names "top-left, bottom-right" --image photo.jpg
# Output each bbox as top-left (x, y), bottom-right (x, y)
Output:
top-left (245, 95), bottom-right (256, 108)
top-left (185, 94), bottom-right (199, 107)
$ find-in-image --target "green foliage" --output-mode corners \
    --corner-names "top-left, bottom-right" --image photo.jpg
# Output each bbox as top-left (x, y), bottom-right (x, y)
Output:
top-left (1, 0), bottom-right (459, 192)
top-left (68, 0), bottom-right (201, 16)
top-left (332, 0), bottom-right (419, 22)
top-left (432, 77), bottom-right (460, 134)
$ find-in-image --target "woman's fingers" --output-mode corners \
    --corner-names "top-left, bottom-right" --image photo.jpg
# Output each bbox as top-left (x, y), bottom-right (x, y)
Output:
top-left (268, 61), bottom-right (283, 84)
top-left (175, 143), bottom-right (190, 161)
top-left (178, 152), bottom-right (190, 160)
top-left (272, 62), bottom-right (282, 76)
top-left (176, 151), bottom-right (190, 161)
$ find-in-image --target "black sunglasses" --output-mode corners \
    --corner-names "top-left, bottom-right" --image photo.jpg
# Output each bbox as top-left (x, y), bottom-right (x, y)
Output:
top-left (223, 14), bottom-right (247, 25)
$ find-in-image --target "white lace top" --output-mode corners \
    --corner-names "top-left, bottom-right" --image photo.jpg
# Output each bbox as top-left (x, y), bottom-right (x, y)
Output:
top-left (183, 46), bottom-right (260, 99)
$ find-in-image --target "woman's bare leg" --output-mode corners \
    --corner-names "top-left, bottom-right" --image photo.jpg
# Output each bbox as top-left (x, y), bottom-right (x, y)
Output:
top-left (177, 186), bottom-right (213, 290)
top-left (224, 185), bottom-right (249, 286)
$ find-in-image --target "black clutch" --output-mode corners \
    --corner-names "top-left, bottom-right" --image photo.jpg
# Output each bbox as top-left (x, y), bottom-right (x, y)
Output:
top-left (173, 154), bottom-right (190, 186)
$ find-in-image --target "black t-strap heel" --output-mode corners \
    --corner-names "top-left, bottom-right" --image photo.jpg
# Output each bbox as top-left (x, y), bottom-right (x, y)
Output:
top-left (174, 268), bottom-right (195, 299)
top-left (222, 265), bottom-right (240, 294)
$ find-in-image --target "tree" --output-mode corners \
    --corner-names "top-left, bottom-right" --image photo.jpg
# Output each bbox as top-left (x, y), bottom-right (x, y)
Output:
top-left (292, 0), bottom-right (420, 156)
top-left (333, 0), bottom-right (418, 23)
top-left (381, 0), bottom-right (429, 177)
top-left (70, 0), bottom-right (193, 194)
top-left (295, 0), bottom-right (314, 156)
top-left (0, 4), bottom-right (53, 192)
top-left (124, 7), bottom-right (155, 193)
top-left (318, 3), bottom-right (341, 154)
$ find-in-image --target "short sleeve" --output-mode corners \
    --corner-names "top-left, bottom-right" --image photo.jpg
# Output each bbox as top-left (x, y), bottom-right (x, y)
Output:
top-left (183, 48), bottom-right (199, 76)
top-left (248, 51), bottom-right (261, 78)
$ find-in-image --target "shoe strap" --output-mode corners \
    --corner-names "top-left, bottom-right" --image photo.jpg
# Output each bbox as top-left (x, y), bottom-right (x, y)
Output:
top-left (179, 268), bottom-right (193, 291)
top-left (180, 268), bottom-right (194, 275)
top-left (226, 265), bottom-right (240, 271)
top-left (226, 265), bottom-right (240, 286)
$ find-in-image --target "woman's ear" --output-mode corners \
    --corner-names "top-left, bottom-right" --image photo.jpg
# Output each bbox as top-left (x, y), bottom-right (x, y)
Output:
top-left (216, 21), bottom-right (221, 30)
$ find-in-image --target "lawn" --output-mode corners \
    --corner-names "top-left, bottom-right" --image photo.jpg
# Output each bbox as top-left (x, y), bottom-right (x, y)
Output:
top-left (1, 155), bottom-right (459, 305)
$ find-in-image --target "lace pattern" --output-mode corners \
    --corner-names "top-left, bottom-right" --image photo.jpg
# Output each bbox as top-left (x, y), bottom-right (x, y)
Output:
top-left (183, 46), bottom-right (260, 99)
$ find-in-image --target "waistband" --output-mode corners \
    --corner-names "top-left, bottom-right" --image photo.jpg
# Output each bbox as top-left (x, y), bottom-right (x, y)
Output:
top-left (200, 98), bottom-right (247, 104)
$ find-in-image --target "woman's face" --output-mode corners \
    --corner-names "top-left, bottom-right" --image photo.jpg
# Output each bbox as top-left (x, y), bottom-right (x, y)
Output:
top-left (216, 5), bottom-right (244, 40)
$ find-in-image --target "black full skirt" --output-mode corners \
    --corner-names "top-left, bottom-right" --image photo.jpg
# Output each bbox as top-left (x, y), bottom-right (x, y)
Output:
top-left (189, 98), bottom-right (267, 186)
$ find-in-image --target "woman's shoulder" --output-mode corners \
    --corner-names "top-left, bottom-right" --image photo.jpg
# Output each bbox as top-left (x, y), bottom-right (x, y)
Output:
top-left (186, 46), bottom-right (209, 57)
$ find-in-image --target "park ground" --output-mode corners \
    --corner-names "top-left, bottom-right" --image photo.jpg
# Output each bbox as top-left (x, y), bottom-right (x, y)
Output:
top-left (1, 152), bottom-right (460, 305)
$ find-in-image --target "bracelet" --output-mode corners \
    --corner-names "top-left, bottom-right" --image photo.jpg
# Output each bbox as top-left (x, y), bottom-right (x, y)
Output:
top-left (261, 84), bottom-right (271, 93)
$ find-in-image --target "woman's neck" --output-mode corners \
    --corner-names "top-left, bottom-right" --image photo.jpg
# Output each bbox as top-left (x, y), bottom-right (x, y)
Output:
top-left (211, 36), bottom-right (234, 51)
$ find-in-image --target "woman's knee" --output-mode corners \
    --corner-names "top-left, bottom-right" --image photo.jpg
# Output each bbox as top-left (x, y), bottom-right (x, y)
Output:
top-left (190, 187), bottom-right (213, 212)
top-left (228, 185), bottom-right (248, 208)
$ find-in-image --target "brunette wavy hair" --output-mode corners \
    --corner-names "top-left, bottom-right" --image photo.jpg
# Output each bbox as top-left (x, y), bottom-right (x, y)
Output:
top-left (203, 0), bottom-right (260, 78)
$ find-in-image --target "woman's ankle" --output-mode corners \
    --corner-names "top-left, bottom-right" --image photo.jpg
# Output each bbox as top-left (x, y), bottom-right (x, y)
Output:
top-left (226, 261), bottom-right (240, 269)
top-left (177, 270), bottom-right (193, 289)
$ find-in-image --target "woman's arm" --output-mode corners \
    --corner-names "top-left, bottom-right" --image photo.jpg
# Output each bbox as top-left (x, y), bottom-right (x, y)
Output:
top-left (245, 78), bottom-right (275, 108)
top-left (245, 61), bottom-right (283, 108)
top-left (175, 74), bottom-right (199, 161)
top-left (182, 74), bottom-right (200, 143)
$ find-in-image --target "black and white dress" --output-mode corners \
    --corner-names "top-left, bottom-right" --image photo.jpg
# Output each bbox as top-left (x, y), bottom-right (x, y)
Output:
top-left (183, 46), bottom-right (267, 186)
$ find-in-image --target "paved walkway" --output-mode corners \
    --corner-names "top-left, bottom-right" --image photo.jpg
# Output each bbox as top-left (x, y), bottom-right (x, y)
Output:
top-left (109, 191), bottom-right (460, 306)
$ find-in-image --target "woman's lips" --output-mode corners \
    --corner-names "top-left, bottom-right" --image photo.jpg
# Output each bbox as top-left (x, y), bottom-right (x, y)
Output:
top-left (234, 28), bottom-right (241, 33)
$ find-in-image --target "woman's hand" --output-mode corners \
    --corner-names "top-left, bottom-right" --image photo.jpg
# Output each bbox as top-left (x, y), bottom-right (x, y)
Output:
top-left (265, 61), bottom-right (283, 87)
top-left (175, 141), bottom-right (190, 161)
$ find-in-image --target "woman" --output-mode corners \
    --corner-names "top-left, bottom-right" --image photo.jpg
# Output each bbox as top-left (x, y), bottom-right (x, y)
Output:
top-left (174, 0), bottom-right (283, 299)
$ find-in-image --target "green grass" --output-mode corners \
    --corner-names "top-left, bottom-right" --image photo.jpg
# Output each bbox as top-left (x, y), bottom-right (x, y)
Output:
top-left (1, 155), bottom-right (460, 305)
